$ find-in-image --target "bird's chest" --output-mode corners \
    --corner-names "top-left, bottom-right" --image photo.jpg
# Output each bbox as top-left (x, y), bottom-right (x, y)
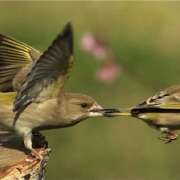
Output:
top-left (137, 112), bottom-right (180, 129)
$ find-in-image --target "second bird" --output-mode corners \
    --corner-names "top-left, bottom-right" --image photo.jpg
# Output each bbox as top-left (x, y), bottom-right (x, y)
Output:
top-left (105, 86), bottom-right (180, 143)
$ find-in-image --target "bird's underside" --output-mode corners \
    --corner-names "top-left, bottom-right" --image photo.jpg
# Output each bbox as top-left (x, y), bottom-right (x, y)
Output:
top-left (131, 90), bottom-right (180, 143)
top-left (140, 117), bottom-right (179, 143)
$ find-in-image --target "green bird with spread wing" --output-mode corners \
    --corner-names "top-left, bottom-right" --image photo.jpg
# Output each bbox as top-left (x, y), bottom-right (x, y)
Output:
top-left (0, 23), bottom-right (108, 158)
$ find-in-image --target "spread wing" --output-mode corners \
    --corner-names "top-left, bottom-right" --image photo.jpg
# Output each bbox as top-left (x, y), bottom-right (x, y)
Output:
top-left (13, 22), bottom-right (74, 124)
top-left (0, 34), bottom-right (41, 92)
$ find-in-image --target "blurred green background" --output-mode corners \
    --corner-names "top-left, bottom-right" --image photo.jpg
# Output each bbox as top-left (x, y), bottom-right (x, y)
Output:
top-left (1, 1), bottom-right (180, 180)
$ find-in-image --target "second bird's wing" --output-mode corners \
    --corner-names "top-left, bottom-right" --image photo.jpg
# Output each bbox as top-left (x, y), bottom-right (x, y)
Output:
top-left (135, 85), bottom-right (180, 110)
top-left (13, 23), bottom-right (74, 124)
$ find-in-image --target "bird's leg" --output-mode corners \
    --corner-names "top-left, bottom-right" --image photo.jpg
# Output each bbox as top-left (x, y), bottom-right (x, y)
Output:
top-left (32, 131), bottom-right (48, 149)
top-left (23, 131), bottom-right (43, 160)
top-left (159, 127), bottom-right (178, 143)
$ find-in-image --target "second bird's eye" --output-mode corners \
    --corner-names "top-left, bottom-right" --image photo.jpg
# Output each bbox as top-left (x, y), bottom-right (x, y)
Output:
top-left (81, 103), bottom-right (89, 108)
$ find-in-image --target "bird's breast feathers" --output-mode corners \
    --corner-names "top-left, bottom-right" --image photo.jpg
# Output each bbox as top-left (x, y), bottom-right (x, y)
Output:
top-left (138, 112), bottom-right (180, 129)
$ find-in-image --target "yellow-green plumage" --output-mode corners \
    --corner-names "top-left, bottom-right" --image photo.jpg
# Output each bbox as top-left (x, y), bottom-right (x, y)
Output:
top-left (0, 92), bottom-right (16, 105)
top-left (0, 23), bottom-right (107, 156)
top-left (106, 85), bottom-right (180, 143)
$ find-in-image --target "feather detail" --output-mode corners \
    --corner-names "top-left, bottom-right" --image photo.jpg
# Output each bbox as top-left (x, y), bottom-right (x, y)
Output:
top-left (0, 34), bottom-right (41, 92)
top-left (13, 22), bottom-right (74, 125)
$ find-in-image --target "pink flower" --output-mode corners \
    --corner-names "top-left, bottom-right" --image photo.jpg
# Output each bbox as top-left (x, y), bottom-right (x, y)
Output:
top-left (80, 32), bottom-right (123, 84)
top-left (81, 33), bottom-right (108, 60)
top-left (81, 33), bottom-right (95, 52)
top-left (96, 63), bottom-right (121, 84)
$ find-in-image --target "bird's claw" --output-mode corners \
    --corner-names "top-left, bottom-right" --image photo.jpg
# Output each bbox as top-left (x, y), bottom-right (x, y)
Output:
top-left (158, 136), bottom-right (172, 143)
top-left (46, 148), bottom-right (52, 154)
top-left (31, 149), bottom-right (43, 160)
top-left (26, 147), bottom-right (51, 163)
top-left (158, 132), bottom-right (178, 143)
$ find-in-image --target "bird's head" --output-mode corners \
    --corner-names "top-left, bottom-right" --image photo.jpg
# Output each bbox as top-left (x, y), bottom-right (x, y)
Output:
top-left (59, 92), bottom-right (106, 122)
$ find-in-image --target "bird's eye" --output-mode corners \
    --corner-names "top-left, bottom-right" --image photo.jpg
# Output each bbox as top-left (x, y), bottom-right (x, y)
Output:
top-left (81, 103), bottom-right (89, 108)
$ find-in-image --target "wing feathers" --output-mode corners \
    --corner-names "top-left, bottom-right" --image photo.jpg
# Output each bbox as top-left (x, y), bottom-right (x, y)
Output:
top-left (136, 86), bottom-right (180, 112)
top-left (0, 34), bottom-right (41, 92)
top-left (13, 22), bottom-right (74, 124)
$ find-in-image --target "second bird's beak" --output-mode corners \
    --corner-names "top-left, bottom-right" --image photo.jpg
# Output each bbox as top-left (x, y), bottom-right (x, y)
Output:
top-left (102, 108), bottom-right (131, 117)
top-left (100, 108), bottom-right (122, 117)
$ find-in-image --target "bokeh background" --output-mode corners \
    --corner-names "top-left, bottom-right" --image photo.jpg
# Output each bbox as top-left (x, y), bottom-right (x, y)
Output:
top-left (1, 2), bottom-right (180, 180)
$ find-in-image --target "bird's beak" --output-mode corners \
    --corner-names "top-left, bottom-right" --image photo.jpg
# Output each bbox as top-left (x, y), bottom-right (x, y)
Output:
top-left (88, 104), bottom-right (105, 117)
top-left (88, 104), bottom-right (121, 117)
top-left (101, 108), bottom-right (122, 117)
top-left (102, 108), bottom-right (131, 117)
